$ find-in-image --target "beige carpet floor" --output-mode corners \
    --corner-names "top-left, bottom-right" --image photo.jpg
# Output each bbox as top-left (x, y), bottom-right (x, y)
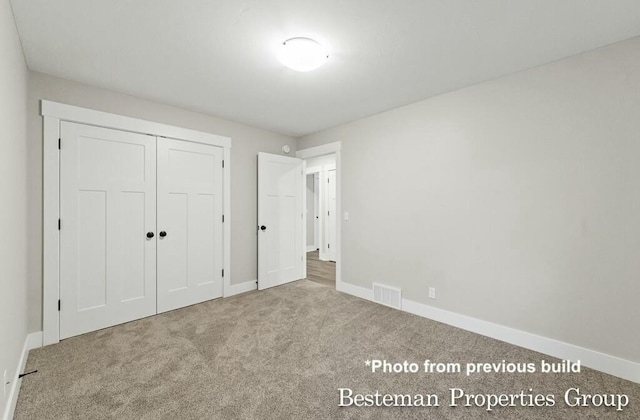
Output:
top-left (15, 280), bottom-right (639, 419)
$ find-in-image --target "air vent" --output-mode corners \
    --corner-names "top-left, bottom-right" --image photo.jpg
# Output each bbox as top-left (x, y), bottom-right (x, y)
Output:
top-left (372, 283), bottom-right (402, 310)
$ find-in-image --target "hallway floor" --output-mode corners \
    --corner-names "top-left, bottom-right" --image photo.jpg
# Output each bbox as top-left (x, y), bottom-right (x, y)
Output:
top-left (306, 250), bottom-right (335, 288)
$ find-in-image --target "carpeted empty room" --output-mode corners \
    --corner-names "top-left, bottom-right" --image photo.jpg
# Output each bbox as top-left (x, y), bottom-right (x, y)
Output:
top-left (14, 281), bottom-right (640, 419)
top-left (4, 2), bottom-right (640, 420)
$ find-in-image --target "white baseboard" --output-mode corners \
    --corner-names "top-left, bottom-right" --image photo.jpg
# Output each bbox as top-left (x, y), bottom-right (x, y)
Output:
top-left (337, 281), bottom-right (372, 301)
top-left (225, 280), bottom-right (257, 297)
top-left (338, 282), bottom-right (640, 384)
top-left (3, 332), bottom-right (42, 420)
top-left (306, 246), bottom-right (317, 252)
top-left (26, 332), bottom-right (42, 350)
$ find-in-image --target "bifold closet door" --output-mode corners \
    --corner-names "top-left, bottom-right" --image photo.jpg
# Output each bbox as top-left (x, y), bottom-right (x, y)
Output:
top-left (60, 122), bottom-right (157, 339)
top-left (156, 138), bottom-right (224, 313)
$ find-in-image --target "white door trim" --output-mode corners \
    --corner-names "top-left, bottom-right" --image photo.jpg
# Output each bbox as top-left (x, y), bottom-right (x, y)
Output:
top-left (326, 169), bottom-right (337, 262)
top-left (318, 164), bottom-right (336, 262)
top-left (42, 100), bottom-right (232, 346)
top-left (305, 167), bottom-right (322, 255)
top-left (41, 101), bottom-right (231, 148)
top-left (296, 142), bottom-right (342, 290)
top-left (296, 141), bottom-right (341, 159)
top-left (313, 173), bottom-right (320, 251)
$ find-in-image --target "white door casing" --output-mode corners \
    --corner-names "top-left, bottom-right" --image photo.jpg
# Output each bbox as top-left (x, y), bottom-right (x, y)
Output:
top-left (327, 169), bottom-right (337, 262)
top-left (258, 152), bottom-right (304, 290)
top-left (59, 122), bottom-right (157, 339)
top-left (156, 138), bottom-right (224, 312)
top-left (314, 173), bottom-right (320, 250)
top-left (305, 174), bottom-right (315, 252)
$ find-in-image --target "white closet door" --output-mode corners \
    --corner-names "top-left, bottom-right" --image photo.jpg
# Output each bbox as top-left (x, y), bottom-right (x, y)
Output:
top-left (327, 169), bottom-right (337, 262)
top-left (257, 152), bottom-right (304, 290)
top-left (60, 122), bottom-right (157, 339)
top-left (157, 138), bottom-right (223, 313)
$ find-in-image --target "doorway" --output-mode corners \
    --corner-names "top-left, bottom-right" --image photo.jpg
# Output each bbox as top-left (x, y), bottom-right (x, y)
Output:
top-left (255, 142), bottom-right (342, 292)
top-left (306, 249), bottom-right (336, 287)
top-left (300, 149), bottom-right (339, 288)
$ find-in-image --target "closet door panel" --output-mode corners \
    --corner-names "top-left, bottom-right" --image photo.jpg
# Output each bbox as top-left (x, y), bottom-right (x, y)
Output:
top-left (59, 122), bottom-right (156, 339)
top-left (157, 138), bottom-right (223, 313)
top-left (162, 192), bottom-right (189, 292)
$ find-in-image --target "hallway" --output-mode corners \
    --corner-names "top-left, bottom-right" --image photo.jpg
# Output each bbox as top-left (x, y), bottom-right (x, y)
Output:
top-left (306, 250), bottom-right (335, 288)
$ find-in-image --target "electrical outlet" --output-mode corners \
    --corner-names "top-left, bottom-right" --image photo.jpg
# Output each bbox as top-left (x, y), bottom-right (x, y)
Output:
top-left (428, 287), bottom-right (436, 300)
top-left (3, 369), bottom-right (7, 397)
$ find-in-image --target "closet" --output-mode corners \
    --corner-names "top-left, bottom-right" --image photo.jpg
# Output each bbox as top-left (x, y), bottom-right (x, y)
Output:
top-left (57, 120), bottom-right (224, 339)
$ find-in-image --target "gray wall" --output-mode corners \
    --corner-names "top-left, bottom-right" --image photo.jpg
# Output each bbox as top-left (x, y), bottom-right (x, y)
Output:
top-left (0, 0), bottom-right (29, 415)
top-left (298, 38), bottom-right (640, 363)
top-left (27, 72), bottom-right (296, 332)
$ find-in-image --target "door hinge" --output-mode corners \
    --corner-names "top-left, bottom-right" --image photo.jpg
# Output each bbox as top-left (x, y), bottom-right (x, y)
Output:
top-left (58, 138), bottom-right (61, 149)
top-left (58, 300), bottom-right (61, 311)
top-left (222, 269), bottom-right (224, 278)
top-left (222, 215), bottom-right (224, 223)
top-left (222, 160), bottom-right (225, 168)
top-left (327, 178), bottom-right (330, 183)
top-left (327, 211), bottom-right (330, 216)
top-left (328, 243), bottom-right (330, 249)
top-left (58, 219), bottom-right (61, 230)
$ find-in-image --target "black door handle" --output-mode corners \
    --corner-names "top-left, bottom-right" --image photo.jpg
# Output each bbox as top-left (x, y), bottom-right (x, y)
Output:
top-left (146, 232), bottom-right (154, 238)
top-left (260, 225), bottom-right (267, 231)
top-left (159, 231), bottom-right (167, 238)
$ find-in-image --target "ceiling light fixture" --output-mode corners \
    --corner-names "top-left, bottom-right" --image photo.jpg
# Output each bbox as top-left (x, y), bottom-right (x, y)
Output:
top-left (278, 37), bottom-right (329, 72)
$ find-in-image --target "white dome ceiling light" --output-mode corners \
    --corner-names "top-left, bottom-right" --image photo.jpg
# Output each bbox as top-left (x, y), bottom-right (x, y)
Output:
top-left (278, 37), bottom-right (329, 72)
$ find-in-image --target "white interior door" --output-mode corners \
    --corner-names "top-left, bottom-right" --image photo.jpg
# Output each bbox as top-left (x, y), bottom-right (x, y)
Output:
top-left (327, 169), bottom-right (337, 262)
top-left (157, 138), bottom-right (224, 313)
top-left (60, 122), bottom-right (156, 339)
top-left (258, 152), bottom-right (304, 290)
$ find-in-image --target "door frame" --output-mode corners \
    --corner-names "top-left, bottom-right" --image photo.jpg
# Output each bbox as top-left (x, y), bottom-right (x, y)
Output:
top-left (296, 142), bottom-right (342, 289)
top-left (42, 100), bottom-right (231, 346)
top-left (313, 173), bottom-right (320, 251)
top-left (326, 168), bottom-right (337, 262)
top-left (305, 163), bottom-right (335, 262)
top-left (305, 170), bottom-right (321, 253)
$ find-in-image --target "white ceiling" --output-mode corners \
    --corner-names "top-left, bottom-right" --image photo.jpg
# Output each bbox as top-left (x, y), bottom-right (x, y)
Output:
top-left (10, 0), bottom-right (640, 137)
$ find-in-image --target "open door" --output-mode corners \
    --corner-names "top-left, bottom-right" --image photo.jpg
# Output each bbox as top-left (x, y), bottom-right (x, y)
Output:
top-left (258, 152), bottom-right (304, 290)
